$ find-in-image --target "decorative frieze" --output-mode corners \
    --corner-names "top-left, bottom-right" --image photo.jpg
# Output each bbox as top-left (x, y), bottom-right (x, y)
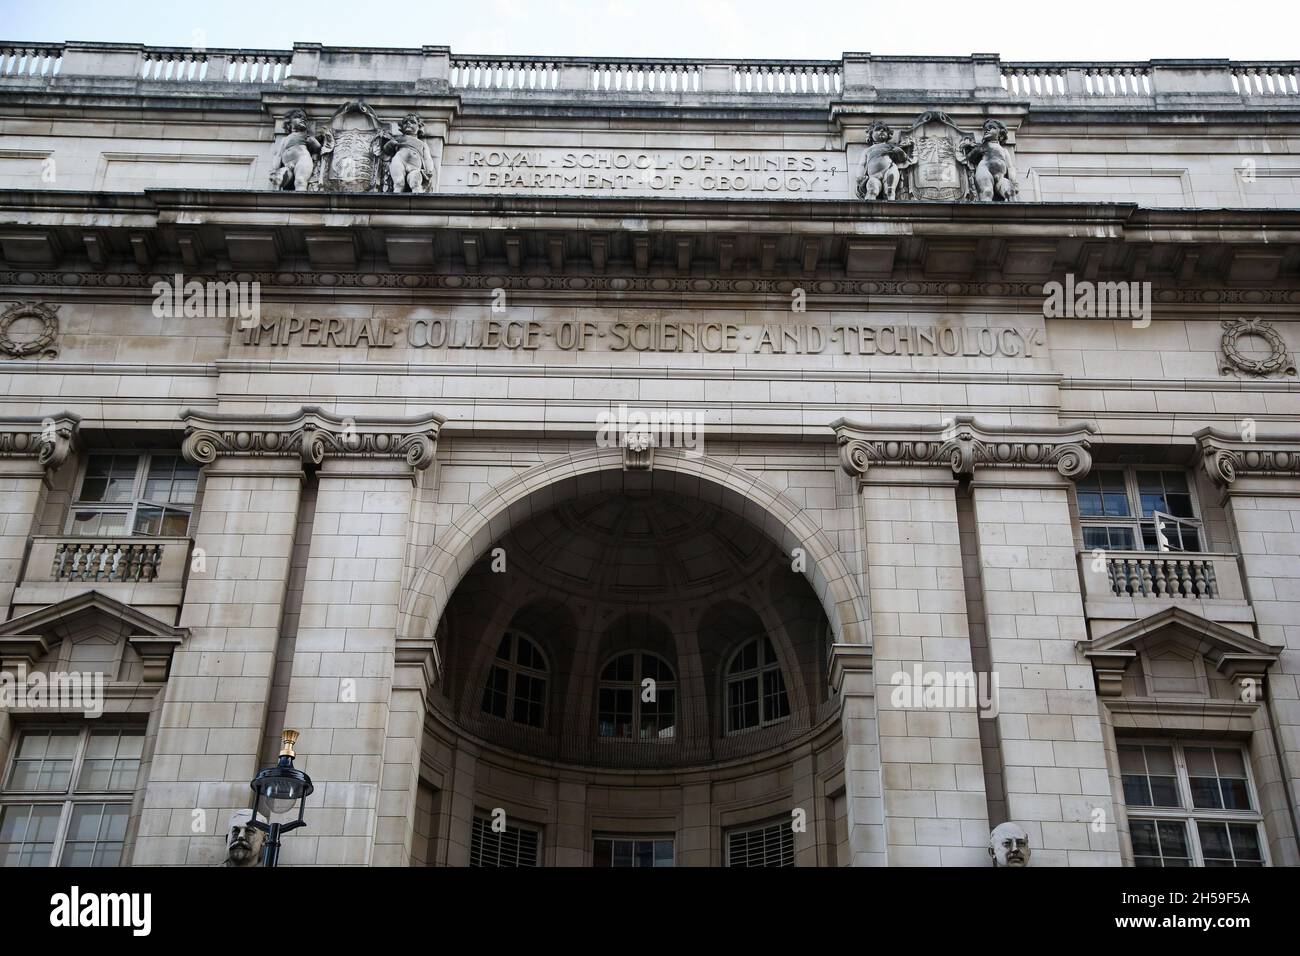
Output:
top-left (181, 406), bottom-right (444, 470)
top-left (1195, 427), bottom-right (1300, 487)
top-left (0, 411), bottom-right (80, 470)
top-left (833, 415), bottom-right (1095, 481)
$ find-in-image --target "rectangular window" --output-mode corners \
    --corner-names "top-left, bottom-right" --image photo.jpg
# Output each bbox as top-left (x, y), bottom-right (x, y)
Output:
top-left (1120, 739), bottom-right (1266, 867)
top-left (0, 726), bottom-right (143, 867)
top-left (69, 452), bottom-right (199, 538)
top-left (1076, 467), bottom-right (1204, 553)
top-left (469, 814), bottom-right (540, 867)
top-left (593, 836), bottom-right (674, 867)
top-left (726, 820), bottom-right (795, 867)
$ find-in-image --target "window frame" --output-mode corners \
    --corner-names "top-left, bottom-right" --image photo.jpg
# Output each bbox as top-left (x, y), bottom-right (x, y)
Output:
top-left (724, 817), bottom-right (796, 868)
top-left (479, 629), bottom-right (550, 731)
top-left (723, 635), bottom-right (791, 736)
top-left (1119, 737), bottom-right (1268, 868)
top-left (595, 650), bottom-right (677, 742)
top-left (1076, 466), bottom-right (1206, 554)
top-left (65, 450), bottom-right (200, 538)
top-left (0, 723), bottom-right (145, 867)
top-left (591, 833), bottom-right (676, 868)
top-left (468, 813), bottom-right (541, 868)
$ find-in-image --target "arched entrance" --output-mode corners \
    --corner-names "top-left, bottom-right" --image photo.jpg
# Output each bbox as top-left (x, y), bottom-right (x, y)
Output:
top-left (400, 448), bottom-right (875, 866)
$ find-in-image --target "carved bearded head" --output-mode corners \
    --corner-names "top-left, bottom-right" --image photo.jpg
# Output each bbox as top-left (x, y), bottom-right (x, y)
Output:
top-left (868, 121), bottom-right (894, 144)
top-left (282, 109), bottom-right (310, 134)
top-left (226, 809), bottom-right (263, 866)
top-left (399, 113), bottom-right (425, 137)
top-left (988, 821), bottom-right (1031, 867)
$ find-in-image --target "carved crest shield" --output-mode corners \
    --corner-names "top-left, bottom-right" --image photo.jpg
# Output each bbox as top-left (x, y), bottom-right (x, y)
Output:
top-left (899, 111), bottom-right (974, 202)
top-left (309, 101), bottom-right (384, 193)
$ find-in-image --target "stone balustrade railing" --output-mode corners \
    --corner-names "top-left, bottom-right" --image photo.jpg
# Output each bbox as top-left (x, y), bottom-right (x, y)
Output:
top-left (22, 536), bottom-right (192, 585)
top-left (0, 42), bottom-right (1296, 107)
top-left (1078, 549), bottom-right (1250, 609)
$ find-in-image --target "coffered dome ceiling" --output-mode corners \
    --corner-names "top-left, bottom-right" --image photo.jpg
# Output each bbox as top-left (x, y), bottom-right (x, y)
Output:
top-left (503, 490), bottom-right (779, 604)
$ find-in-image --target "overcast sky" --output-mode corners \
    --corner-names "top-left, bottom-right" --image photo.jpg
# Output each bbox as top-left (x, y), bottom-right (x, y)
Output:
top-left (3, 0), bottom-right (1296, 61)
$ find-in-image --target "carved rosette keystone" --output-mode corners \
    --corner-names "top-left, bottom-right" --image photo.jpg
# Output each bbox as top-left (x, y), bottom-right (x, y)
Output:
top-left (833, 415), bottom-right (1095, 482)
top-left (1195, 427), bottom-right (1300, 488)
top-left (181, 406), bottom-right (444, 470)
top-left (0, 412), bottom-right (80, 471)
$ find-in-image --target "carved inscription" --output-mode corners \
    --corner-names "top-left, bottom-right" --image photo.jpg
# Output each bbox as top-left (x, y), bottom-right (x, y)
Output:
top-left (442, 148), bottom-right (845, 195)
top-left (241, 316), bottom-right (1043, 357)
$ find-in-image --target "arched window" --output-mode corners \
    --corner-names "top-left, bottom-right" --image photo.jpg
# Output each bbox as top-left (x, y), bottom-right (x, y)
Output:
top-left (480, 630), bottom-right (548, 729)
top-left (725, 636), bottom-right (790, 733)
top-left (597, 652), bottom-right (676, 740)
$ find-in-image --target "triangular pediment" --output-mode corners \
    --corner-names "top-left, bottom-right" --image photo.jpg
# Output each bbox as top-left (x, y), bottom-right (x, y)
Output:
top-left (0, 591), bottom-right (188, 681)
top-left (1083, 606), bottom-right (1279, 660)
top-left (1079, 607), bottom-right (1280, 698)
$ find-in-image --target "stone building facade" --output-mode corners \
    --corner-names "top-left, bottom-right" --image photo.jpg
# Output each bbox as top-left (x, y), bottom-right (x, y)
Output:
top-left (0, 42), bottom-right (1298, 867)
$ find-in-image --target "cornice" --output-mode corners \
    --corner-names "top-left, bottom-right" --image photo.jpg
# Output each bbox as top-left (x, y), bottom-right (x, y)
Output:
top-left (1195, 426), bottom-right (1300, 487)
top-left (0, 411), bottom-right (80, 470)
top-left (181, 405), bottom-right (444, 470)
top-left (832, 414), bottom-right (1096, 481)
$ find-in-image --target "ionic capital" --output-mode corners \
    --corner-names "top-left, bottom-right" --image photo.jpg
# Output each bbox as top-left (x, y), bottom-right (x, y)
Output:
top-left (0, 411), bottom-right (81, 471)
top-left (1195, 427), bottom-right (1300, 488)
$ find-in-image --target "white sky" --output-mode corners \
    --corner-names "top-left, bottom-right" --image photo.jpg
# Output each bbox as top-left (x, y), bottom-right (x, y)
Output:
top-left (2, 0), bottom-right (1296, 61)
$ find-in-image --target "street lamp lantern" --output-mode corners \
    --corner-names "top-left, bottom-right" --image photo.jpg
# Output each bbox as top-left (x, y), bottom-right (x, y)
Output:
top-left (248, 729), bottom-right (314, 867)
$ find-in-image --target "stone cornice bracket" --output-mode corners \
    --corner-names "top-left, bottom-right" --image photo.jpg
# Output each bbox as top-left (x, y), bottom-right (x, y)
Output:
top-left (0, 411), bottom-right (81, 472)
top-left (832, 414), bottom-right (1095, 482)
top-left (181, 406), bottom-right (445, 470)
top-left (1195, 427), bottom-right (1300, 488)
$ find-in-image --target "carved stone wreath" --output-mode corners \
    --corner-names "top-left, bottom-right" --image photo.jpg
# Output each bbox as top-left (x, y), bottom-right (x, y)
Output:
top-left (1220, 318), bottom-right (1295, 377)
top-left (0, 301), bottom-right (60, 359)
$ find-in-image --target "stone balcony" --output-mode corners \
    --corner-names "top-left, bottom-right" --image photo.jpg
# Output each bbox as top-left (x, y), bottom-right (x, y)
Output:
top-left (1077, 549), bottom-right (1255, 640)
top-left (12, 536), bottom-right (193, 625)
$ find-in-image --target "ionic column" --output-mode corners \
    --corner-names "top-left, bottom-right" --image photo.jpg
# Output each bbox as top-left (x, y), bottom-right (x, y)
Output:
top-left (1198, 429), bottom-right (1300, 866)
top-left (274, 409), bottom-right (443, 866)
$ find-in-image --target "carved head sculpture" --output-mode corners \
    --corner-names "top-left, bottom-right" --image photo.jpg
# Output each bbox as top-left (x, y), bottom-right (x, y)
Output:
top-left (225, 808), bottom-right (263, 867)
top-left (399, 113), bottom-right (425, 137)
top-left (868, 121), bottom-right (894, 144)
top-left (988, 821), bottom-right (1031, 867)
top-left (981, 118), bottom-right (1010, 145)
top-left (282, 109), bottom-right (310, 134)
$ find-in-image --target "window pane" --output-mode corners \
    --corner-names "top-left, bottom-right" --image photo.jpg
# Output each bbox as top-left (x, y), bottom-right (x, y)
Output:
top-left (480, 665), bottom-right (509, 718)
top-left (81, 455), bottom-right (137, 504)
top-left (1227, 824), bottom-right (1263, 866)
top-left (77, 730), bottom-right (144, 792)
top-left (0, 804), bottom-right (61, 867)
top-left (70, 510), bottom-right (129, 537)
top-left (6, 730), bottom-right (78, 792)
top-left (59, 804), bottom-right (130, 867)
top-left (1197, 821), bottom-right (1232, 864)
top-left (762, 668), bottom-right (790, 722)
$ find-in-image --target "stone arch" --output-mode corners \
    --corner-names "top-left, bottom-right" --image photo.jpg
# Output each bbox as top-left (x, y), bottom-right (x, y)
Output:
top-left (401, 446), bottom-right (870, 659)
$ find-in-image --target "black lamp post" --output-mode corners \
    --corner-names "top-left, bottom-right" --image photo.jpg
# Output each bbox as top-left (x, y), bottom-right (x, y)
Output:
top-left (248, 729), bottom-right (314, 868)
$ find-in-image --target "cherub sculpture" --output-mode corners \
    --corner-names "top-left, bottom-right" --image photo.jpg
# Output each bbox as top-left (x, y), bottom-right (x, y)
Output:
top-left (381, 114), bottom-right (437, 194)
top-left (269, 109), bottom-right (322, 191)
top-left (988, 821), bottom-right (1031, 867)
top-left (959, 119), bottom-right (1018, 202)
top-left (856, 121), bottom-right (913, 201)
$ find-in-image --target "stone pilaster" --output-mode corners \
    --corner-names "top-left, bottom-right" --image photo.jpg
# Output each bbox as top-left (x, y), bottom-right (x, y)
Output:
top-left (834, 415), bottom-right (1120, 865)
top-left (272, 409), bottom-right (443, 865)
top-left (828, 642), bottom-right (886, 865)
top-left (1196, 428), bottom-right (1300, 865)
